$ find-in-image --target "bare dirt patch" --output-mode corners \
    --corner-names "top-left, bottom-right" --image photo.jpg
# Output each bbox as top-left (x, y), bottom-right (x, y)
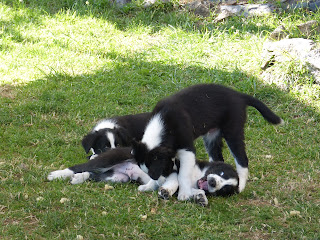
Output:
top-left (0, 84), bottom-right (17, 99)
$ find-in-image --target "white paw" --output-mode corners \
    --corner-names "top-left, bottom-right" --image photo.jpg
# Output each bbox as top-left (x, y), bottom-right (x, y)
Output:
top-left (236, 166), bottom-right (248, 193)
top-left (138, 184), bottom-right (151, 192)
top-left (70, 172), bottom-right (90, 184)
top-left (47, 169), bottom-right (74, 181)
top-left (177, 190), bottom-right (192, 201)
top-left (193, 190), bottom-right (208, 207)
top-left (238, 173), bottom-right (248, 193)
top-left (238, 181), bottom-right (246, 193)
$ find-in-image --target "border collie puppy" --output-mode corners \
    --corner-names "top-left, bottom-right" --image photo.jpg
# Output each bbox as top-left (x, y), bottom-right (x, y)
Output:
top-left (132, 84), bottom-right (283, 201)
top-left (82, 112), bottom-right (151, 159)
top-left (140, 159), bottom-right (239, 206)
top-left (47, 148), bottom-right (238, 207)
top-left (192, 161), bottom-right (239, 206)
top-left (47, 147), bottom-right (151, 185)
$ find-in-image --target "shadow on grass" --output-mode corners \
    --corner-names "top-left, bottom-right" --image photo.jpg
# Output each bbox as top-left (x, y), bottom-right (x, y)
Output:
top-left (1, 52), bottom-right (319, 165)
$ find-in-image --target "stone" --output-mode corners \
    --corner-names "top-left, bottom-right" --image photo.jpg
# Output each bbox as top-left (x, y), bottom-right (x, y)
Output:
top-left (297, 20), bottom-right (320, 36)
top-left (214, 3), bottom-right (274, 22)
top-left (185, 1), bottom-right (211, 17)
top-left (261, 38), bottom-right (320, 85)
top-left (269, 25), bottom-right (288, 41)
top-left (113, 0), bottom-right (131, 6)
top-left (143, 0), bottom-right (170, 7)
top-left (284, 0), bottom-right (320, 12)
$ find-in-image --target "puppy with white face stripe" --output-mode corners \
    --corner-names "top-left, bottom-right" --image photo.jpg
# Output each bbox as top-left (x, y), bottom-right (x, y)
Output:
top-left (132, 84), bottom-right (283, 201)
top-left (159, 160), bottom-right (239, 206)
top-left (81, 112), bottom-right (152, 159)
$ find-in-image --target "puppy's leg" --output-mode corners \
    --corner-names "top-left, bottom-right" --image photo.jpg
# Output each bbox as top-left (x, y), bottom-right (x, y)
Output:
top-left (47, 168), bottom-right (74, 181)
top-left (138, 179), bottom-right (160, 192)
top-left (158, 172), bottom-right (178, 200)
top-left (225, 137), bottom-right (248, 193)
top-left (203, 129), bottom-right (224, 162)
top-left (104, 172), bottom-right (130, 182)
top-left (191, 188), bottom-right (208, 207)
top-left (117, 162), bottom-right (151, 185)
top-left (177, 149), bottom-right (196, 201)
top-left (70, 172), bottom-right (91, 184)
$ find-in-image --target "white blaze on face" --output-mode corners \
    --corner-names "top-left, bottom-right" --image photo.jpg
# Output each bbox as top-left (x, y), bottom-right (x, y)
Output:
top-left (142, 113), bottom-right (164, 150)
top-left (140, 163), bottom-right (149, 174)
top-left (106, 132), bottom-right (116, 148)
top-left (206, 174), bottom-right (238, 193)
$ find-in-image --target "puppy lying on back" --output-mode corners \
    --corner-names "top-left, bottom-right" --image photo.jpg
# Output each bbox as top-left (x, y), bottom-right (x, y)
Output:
top-left (47, 147), bottom-right (151, 185)
top-left (141, 158), bottom-right (239, 207)
top-left (47, 147), bottom-right (239, 206)
top-left (82, 112), bottom-right (151, 158)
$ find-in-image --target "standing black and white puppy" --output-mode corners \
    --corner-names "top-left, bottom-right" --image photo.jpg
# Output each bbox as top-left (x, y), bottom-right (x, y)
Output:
top-left (132, 84), bottom-right (283, 201)
top-left (82, 112), bottom-right (151, 159)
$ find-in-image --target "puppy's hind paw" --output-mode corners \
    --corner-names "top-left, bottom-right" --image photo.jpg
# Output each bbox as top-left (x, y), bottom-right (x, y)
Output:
top-left (158, 188), bottom-right (170, 200)
top-left (47, 169), bottom-right (74, 181)
top-left (70, 172), bottom-right (90, 184)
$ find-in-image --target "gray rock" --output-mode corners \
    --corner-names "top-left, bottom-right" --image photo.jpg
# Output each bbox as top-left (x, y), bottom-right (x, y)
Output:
top-left (269, 25), bottom-right (288, 41)
top-left (261, 38), bottom-right (320, 85)
top-left (284, 0), bottom-right (320, 12)
top-left (143, 0), bottom-right (170, 7)
top-left (214, 3), bottom-right (274, 22)
top-left (185, 1), bottom-right (211, 17)
top-left (113, 0), bottom-right (132, 6)
top-left (297, 20), bottom-right (320, 36)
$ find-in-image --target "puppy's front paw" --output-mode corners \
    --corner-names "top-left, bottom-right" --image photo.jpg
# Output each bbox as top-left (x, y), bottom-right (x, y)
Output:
top-left (177, 191), bottom-right (192, 201)
top-left (47, 169), bottom-right (74, 181)
top-left (158, 188), bottom-right (170, 200)
top-left (138, 184), bottom-right (152, 192)
top-left (194, 192), bottom-right (208, 207)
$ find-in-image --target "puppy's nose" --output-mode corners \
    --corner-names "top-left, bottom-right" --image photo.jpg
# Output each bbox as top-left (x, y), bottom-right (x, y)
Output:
top-left (209, 178), bottom-right (216, 187)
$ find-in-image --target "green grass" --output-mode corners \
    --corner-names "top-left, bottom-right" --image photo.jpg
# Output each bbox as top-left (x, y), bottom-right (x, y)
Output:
top-left (1, 0), bottom-right (320, 239)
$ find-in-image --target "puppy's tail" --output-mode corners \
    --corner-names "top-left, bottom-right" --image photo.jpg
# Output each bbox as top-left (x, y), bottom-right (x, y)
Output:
top-left (243, 94), bottom-right (284, 125)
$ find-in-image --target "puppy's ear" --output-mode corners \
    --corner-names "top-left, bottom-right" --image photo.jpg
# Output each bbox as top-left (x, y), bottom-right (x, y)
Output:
top-left (81, 132), bottom-right (97, 154)
top-left (166, 147), bottom-right (176, 159)
top-left (131, 139), bottom-right (139, 149)
top-left (116, 127), bottom-right (131, 145)
top-left (157, 146), bottom-right (176, 159)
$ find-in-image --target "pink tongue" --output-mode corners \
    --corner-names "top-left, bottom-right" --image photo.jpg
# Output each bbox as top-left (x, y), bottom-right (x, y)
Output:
top-left (198, 180), bottom-right (208, 191)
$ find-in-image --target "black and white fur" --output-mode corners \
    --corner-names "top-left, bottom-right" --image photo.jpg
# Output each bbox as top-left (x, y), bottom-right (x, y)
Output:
top-left (47, 147), bottom-right (238, 206)
top-left (163, 160), bottom-right (239, 206)
top-left (47, 147), bottom-right (151, 185)
top-left (82, 113), bottom-right (151, 159)
top-left (133, 156), bottom-right (239, 206)
top-left (132, 84), bottom-right (283, 201)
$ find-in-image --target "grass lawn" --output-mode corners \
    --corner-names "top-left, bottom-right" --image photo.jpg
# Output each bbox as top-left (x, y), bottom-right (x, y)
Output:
top-left (1, 0), bottom-right (320, 239)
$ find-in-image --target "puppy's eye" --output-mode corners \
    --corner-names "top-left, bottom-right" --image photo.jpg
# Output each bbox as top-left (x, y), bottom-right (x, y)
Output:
top-left (131, 149), bottom-right (134, 155)
top-left (220, 172), bottom-right (224, 176)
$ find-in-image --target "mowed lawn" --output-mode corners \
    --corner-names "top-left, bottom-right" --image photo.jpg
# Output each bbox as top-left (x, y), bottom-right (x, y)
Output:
top-left (1, 0), bottom-right (320, 239)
